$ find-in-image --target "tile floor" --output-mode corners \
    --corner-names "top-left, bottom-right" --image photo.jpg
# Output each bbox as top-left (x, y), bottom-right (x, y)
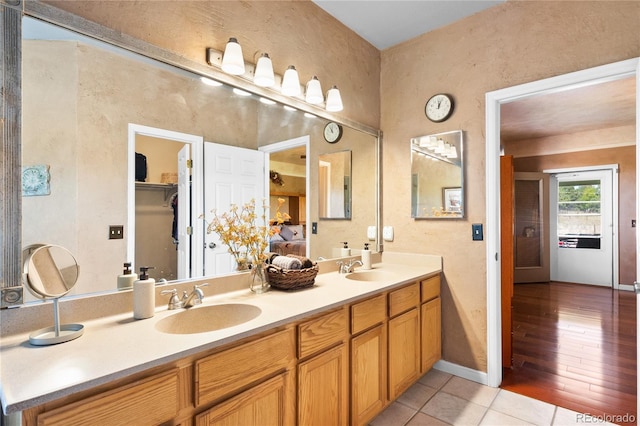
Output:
top-left (369, 369), bottom-right (617, 426)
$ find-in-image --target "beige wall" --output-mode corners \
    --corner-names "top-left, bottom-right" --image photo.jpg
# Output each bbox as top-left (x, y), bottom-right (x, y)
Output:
top-left (381, 1), bottom-right (639, 371)
top-left (46, 0), bottom-right (381, 129)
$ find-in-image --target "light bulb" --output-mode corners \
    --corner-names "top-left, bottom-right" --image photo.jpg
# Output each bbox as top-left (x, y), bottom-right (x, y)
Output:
top-left (281, 65), bottom-right (301, 96)
top-left (221, 37), bottom-right (245, 75)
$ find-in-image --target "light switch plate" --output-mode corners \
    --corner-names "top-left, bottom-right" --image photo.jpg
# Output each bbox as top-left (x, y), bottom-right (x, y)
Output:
top-left (383, 226), bottom-right (394, 242)
top-left (472, 223), bottom-right (483, 241)
top-left (367, 226), bottom-right (376, 240)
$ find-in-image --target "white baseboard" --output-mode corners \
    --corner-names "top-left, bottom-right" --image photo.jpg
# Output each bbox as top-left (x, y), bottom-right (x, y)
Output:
top-left (618, 284), bottom-right (634, 292)
top-left (433, 360), bottom-right (490, 386)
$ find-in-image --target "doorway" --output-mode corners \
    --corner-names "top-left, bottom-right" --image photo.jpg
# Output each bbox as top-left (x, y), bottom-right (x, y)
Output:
top-left (485, 58), bottom-right (639, 388)
top-left (550, 168), bottom-right (616, 287)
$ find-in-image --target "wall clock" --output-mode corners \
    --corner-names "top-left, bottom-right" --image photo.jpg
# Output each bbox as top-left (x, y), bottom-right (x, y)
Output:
top-left (22, 164), bottom-right (50, 196)
top-left (425, 94), bottom-right (454, 123)
top-left (323, 122), bottom-right (343, 143)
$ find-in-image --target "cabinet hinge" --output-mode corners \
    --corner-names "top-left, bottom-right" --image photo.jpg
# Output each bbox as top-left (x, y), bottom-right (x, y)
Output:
top-left (187, 226), bottom-right (192, 235)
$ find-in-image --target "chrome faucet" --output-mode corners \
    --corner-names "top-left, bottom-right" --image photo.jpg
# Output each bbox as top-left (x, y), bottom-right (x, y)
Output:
top-left (160, 289), bottom-right (183, 310)
top-left (337, 259), bottom-right (363, 274)
top-left (181, 283), bottom-right (209, 308)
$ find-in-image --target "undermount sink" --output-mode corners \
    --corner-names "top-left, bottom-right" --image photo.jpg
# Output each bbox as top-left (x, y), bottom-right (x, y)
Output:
top-left (155, 303), bottom-right (262, 334)
top-left (345, 269), bottom-right (395, 282)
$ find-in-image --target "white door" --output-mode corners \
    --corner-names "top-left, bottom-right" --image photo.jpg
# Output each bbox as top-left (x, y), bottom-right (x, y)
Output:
top-left (550, 169), bottom-right (614, 287)
top-left (203, 142), bottom-right (265, 276)
top-left (176, 144), bottom-right (190, 279)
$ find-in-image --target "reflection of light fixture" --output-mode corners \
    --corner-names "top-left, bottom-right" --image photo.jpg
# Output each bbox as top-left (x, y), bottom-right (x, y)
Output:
top-left (305, 76), bottom-right (324, 104)
top-left (325, 86), bottom-right (343, 112)
top-left (221, 38), bottom-right (245, 75)
top-left (434, 138), bottom-right (445, 153)
top-left (283, 105), bottom-right (297, 112)
top-left (253, 53), bottom-right (275, 87)
top-left (281, 65), bottom-right (301, 96)
top-left (233, 88), bottom-right (252, 97)
top-left (259, 97), bottom-right (276, 105)
top-left (446, 146), bottom-right (458, 158)
top-left (200, 76), bottom-right (222, 87)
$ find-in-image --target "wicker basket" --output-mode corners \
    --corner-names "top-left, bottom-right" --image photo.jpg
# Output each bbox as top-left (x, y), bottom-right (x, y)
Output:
top-left (266, 263), bottom-right (318, 291)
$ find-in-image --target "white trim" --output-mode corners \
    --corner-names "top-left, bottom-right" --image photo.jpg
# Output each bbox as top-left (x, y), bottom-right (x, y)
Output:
top-left (485, 57), bottom-right (639, 389)
top-left (127, 123), bottom-right (204, 277)
top-left (433, 360), bottom-right (488, 385)
top-left (259, 136), bottom-right (311, 258)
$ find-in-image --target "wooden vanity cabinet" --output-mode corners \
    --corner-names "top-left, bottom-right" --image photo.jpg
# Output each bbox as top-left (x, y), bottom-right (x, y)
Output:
top-left (420, 275), bottom-right (442, 372)
top-left (297, 307), bottom-right (349, 426)
top-left (387, 283), bottom-right (421, 401)
top-left (350, 294), bottom-right (387, 426)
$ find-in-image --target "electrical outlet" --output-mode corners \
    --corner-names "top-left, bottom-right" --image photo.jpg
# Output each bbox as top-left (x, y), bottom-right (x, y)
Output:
top-left (367, 226), bottom-right (376, 240)
top-left (383, 226), bottom-right (394, 242)
top-left (109, 225), bottom-right (124, 240)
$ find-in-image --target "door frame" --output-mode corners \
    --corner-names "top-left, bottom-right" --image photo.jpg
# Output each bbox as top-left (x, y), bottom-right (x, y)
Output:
top-left (485, 57), bottom-right (639, 388)
top-left (127, 123), bottom-right (204, 278)
top-left (546, 165), bottom-right (620, 289)
top-left (259, 136), bottom-right (311, 258)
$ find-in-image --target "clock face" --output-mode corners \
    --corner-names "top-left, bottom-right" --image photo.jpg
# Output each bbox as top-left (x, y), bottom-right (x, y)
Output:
top-left (323, 122), bottom-right (343, 143)
top-left (22, 165), bottom-right (50, 196)
top-left (425, 94), bottom-right (454, 123)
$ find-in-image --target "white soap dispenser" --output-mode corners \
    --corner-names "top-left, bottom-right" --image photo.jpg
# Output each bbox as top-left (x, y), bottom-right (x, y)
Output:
top-left (341, 242), bottom-right (351, 257)
top-left (117, 262), bottom-right (137, 291)
top-left (133, 266), bottom-right (155, 320)
top-left (361, 243), bottom-right (372, 270)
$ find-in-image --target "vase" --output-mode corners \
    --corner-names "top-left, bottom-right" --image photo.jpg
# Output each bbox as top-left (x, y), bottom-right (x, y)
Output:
top-left (236, 257), bottom-right (249, 272)
top-left (250, 262), bottom-right (269, 293)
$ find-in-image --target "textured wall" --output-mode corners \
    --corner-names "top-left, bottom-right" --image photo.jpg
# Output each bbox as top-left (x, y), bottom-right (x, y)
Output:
top-left (45, 0), bottom-right (381, 129)
top-left (381, 1), bottom-right (639, 371)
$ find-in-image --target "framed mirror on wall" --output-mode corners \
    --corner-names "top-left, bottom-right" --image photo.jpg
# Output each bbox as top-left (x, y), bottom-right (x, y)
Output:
top-left (318, 150), bottom-right (351, 219)
top-left (2, 5), bottom-right (382, 306)
top-left (410, 130), bottom-right (464, 219)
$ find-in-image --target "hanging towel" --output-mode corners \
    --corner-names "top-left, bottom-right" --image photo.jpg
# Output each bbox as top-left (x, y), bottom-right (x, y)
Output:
top-left (271, 255), bottom-right (302, 270)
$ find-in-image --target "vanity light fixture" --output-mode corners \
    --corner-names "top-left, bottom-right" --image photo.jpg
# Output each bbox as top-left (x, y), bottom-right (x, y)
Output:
top-left (325, 86), bottom-right (343, 112)
top-left (281, 65), bottom-right (301, 96)
top-left (253, 53), bottom-right (275, 87)
top-left (221, 37), bottom-right (245, 75)
top-left (305, 76), bottom-right (324, 104)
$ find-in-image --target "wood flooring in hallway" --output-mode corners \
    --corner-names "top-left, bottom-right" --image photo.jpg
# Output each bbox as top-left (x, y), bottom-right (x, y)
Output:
top-left (501, 282), bottom-right (637, 425)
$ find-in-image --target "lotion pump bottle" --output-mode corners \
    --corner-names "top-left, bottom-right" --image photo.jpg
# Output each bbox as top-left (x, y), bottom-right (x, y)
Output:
top-left (341, 242), bottom-right (351, 257)
top-left (133, 266), bottom-right (155, 319)
top-left (117, 262), bottom-right (137, 291)
top-left (361, 243), bottom-right (372, 270)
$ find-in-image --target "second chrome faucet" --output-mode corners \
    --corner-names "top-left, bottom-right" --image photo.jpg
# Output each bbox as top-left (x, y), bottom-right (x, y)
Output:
top-left (161, 283), bottom-right (208, 310)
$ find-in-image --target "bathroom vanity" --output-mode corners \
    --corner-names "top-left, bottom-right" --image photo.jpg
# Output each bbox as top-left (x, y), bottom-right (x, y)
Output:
top-left (0, 256), bottom-right (441, 426)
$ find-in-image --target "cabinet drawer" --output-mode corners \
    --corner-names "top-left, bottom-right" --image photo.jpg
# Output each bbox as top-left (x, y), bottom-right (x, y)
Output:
top-left (196, 328), bottom-right (295, 407)
top-left (421, 275), bottom-right (440, 302)
top-left (351, 294), bottom-right (386, 335)
top-left (298, 307), bottom-right (348, 359)
top-left (37, 369), bottom-right (180, 426)
top-left (388, 283), bottom-right (420, 317)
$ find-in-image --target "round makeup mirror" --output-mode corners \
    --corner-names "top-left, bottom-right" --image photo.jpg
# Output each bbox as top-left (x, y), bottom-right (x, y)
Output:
top-left (23, 244), bottom-right (84, 345)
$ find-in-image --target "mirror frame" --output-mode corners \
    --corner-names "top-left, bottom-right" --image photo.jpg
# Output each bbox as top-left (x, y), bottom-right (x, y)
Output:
top-left (410, 130), bottom-right (465, 219)
top-left (0, 1), bottom-right (383, 307)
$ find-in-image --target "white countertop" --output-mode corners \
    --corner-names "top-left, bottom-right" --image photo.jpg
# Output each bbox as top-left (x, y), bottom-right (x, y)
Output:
top-left (0, 261), bottom-right (440, 414)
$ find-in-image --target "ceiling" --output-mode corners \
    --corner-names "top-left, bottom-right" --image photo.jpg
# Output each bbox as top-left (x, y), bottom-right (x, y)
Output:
top-left (312, 1), bottom-right (636, 147)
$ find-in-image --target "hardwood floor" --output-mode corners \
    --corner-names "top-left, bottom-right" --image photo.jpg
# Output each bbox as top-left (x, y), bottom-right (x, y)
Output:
top-left (501, 282), bottom-right (637, 425)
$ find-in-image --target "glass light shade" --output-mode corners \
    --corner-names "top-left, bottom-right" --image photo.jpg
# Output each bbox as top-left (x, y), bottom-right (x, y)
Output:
top-left (281, 65), bottom-right (301, 96)
top-left (325, 86), bottom-right (343, 112)
top-left (221, 37), bottom-right (245, 75)
top-left (305, 76), bottom-right (324, 104)
top-left (254, 53), bottom-right (275, 87)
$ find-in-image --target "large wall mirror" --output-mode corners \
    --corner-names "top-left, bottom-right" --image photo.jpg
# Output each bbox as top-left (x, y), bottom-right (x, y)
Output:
top-left (410, 130), bottom-right (464, 218)
top-left (9, 8), bottom-right (381, 304)
top-left (318, 150), bottom-right (351, 219)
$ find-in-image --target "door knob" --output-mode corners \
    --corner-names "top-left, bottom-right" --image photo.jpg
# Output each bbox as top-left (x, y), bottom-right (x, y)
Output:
top-left (208, 242), bottom-right (217, 249)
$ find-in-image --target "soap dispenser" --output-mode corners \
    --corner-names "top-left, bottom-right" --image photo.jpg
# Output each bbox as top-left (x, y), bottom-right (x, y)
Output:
top-left (361, 243), bottom-right (372, 270)
top-left (117, 262), bottom-right (137, 291)
top-left (133, 266), bottom-right (155, 320)
top-left (341, 242), bottom-right (351, 257)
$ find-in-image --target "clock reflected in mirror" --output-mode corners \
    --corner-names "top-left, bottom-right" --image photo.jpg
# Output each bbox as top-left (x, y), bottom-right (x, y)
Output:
top-left (22, 164), bottom-right (51, 197)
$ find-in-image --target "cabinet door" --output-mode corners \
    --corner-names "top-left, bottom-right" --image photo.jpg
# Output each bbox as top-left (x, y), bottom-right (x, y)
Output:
top-left (388, 308), bottom-right (420, 400)
top-left (351, 324), bottom-right (387, 426)
top-left (196, 372), bottom-right (293, 426)
top-left (298, 344), bottom-right (348, 426)
top-left (421, 297), bottom-right (442, 372)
